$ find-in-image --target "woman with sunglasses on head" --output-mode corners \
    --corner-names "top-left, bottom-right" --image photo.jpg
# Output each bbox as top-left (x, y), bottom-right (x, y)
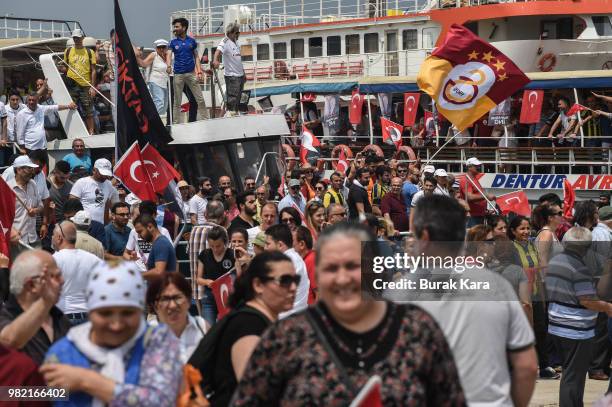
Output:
top-left (305, 200), bottom-right (326, 241)
top-left (146, 272), bottom-right (208, 363)
top-left (134, 39), bottom-right (169, 116)
top-left (278, 207), bottom-right (302, 233)
top-left (190, 251), bottom-right (297, 407)
top-left (231, 222), bottom-right (465, 406)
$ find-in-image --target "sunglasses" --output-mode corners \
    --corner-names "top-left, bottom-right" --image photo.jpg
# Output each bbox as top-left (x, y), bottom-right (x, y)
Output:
top-left (281, 217), bottom-right (296, 224)
top-left (554, 211), bottom-right (563, 216)
top-left (263, 274), bottom-right (301, 288)
top-left (315, 186), bottom-right (325, 191)
top-left (397, 169), bottom-right (407, 173)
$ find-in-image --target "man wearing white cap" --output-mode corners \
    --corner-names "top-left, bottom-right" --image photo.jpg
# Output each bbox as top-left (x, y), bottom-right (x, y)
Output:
top-left (6, 155), bottom-right (44, 248)
top-left (135, 39), bottom-right (169, 116)
top-left (459, 157), bottom-right (496, 227)
top-left (63, 28), bottom-right (97, 134)
top-left (433, 168), bottom-right (450, 197)
top-left (70, 158), bottom-right (118, 225)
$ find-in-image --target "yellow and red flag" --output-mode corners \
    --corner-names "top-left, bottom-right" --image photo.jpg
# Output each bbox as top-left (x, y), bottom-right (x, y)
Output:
top-left (417, 24), bottom-right (530, 131)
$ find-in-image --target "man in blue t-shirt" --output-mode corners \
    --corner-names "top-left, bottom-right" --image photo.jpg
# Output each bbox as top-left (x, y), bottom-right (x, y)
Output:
top-left (134, 214), bottom-right (176, 281)
top-left (62, 138), bottom-right (92, 173)
top-left (401, 166), bottom-right (420, 216)
top-left (166, 17), bottom-right (208, 124)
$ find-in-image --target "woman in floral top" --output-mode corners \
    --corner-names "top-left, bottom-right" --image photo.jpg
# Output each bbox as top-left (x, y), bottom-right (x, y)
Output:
top-left (42, 262), bottom-right (183, 407)
top-left (231, 222), bottom-right (466, 406)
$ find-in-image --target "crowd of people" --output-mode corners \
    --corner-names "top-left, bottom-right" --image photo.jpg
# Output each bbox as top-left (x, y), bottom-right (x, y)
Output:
top-left (0, 134), bottom-right (610, 406)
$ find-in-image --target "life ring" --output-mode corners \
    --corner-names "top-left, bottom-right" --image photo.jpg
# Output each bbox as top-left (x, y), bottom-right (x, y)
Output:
top-left (330, 144), bottom-right (354, 170)
top-left (538, 53), bottom-right (556, 72)
top-left (282, 144), bottom-right (296, 171)
top-left (360, 144), bottom-right (384, 158)
top-left (393, 146), bottom-right (417, 163)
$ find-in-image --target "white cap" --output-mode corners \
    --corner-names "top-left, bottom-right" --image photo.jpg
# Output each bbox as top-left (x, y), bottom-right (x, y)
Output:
top-left (86, 262), bottom-right (145, 311)
top-left (153, 39), bottom-right (169, 47)
top-left (71, 210), bottom-right (91, 226)
top-left (71, 28), bottom-right (85, 38)
top-left (13, 155), bottom-right (39, 168)
top-left (466, 157), bottom-right (482, 166)
top-left (422, 165), bottom-right (435, 174)
top-left (434, 168), bottom-right (448, 178)
top-left (94, 158), bottom-right (113, 177)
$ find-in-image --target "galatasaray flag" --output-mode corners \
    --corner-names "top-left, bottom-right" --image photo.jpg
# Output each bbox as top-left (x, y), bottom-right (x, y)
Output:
top-left (417, 24), bottom-right (530, 131)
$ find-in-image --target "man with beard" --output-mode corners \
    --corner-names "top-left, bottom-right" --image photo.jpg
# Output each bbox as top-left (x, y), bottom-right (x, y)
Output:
top-left (230, 190), bottom-right (260, 230)
top-left (189, 177), bottom-right (213, 225)
top-left (548, 97), bottom-right (578, 146)
top-left (103, 202), bottom-right (131, 261)
top-left (401, 165), bottom-right (420, 216)
top-left (134, 214), bottom-right (177, 281)
top-left (69, 158), bottom-right (117, 225)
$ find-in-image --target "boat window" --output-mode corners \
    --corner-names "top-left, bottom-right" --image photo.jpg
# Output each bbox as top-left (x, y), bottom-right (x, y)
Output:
top-left (345, 34), bottom-right (360, 54)
top-left (327, 36), bottom-right (341, 56)
top-left (309, 37), bottom-right (323, 57)
top-left (402, 29), bottom-right (418, 49)
top-left (291, 39), bottom-right (304, 58)
top-left (422, 27), bottom-right (440, 49)
top-left (364, 33), bottom-right (379, 53)
top-left (241, 45), bottom-right (253, 62)
top-left (257, 44), bottom-right (270, 61)
top-left (593, 16), bottom-right (612, 36)
top-left (273, 42), bottom-right (287, 59)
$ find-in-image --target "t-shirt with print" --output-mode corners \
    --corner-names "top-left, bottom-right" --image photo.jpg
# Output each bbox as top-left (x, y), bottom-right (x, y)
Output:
top-left (170, 36), bottom-right (197, 74)
top-left (197, 248), bottom-right (235, 281)
top-left (216, 37), bottom-right (244, 77)
top-left (69, 177), bottom-right (116, 224)
top-left (146, 235), bottom-right (177, 272)
top-left (125, 226), bottom-right (172, 271)
top-left (64, 47), bottom-right (96, 86)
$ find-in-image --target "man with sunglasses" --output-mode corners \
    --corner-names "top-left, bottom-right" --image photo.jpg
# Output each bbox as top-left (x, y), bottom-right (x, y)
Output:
top-left (51, 221), bottom-right (101, 326)
top-left (326, 203), bottom-right (347, 225)
top-left (48, 160), bottom-right (73, 223)
top-left (104, 202), bottom-right (132, 261)
top-left (264, 224), bottom-right (309, 318)
top-left (278, 179), bottom-right (306, 214)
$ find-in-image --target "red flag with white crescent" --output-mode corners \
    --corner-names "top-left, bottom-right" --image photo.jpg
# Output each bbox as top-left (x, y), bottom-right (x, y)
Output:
top-left (299, 126), bottom-right (321, 165)
top-left (519, 90), bottom-right (544, 124)
top-left (381, 117), bottom-right (403, 149)
top-left (210, 271), bottom-right (234, 320)
top-left (349, 90), bottom-right (364, 125)
top-left (336, 148), bottom-right (349, 174)
top-left (563, 178), bottom-right (575, 219)
top-left (496, 190), bottom-right (531, 217)
top-left (403, 93), bottom-right (420, 126)
top-left (141, 143), bottom-right (180, 193)
top-left (0, 177), bottom-right (16, 259)
top-left (113, 142), bottom-right (157, 202)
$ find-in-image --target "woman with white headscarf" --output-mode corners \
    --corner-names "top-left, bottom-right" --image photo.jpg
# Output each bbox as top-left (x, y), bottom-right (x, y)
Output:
top-left (41, 261), bottom-right (182, 407)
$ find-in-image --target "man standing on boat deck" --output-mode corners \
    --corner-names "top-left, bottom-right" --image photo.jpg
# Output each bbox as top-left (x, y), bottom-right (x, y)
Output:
top-left (213, 22), bottom-right (245, 116)
top-left (167, 17), bottom-right (208, 123)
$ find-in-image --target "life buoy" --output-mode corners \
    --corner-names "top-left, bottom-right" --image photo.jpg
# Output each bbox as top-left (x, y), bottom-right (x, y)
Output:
top-left (330, 144), bottom-right (354, 170)
top-left (393, 146), bottom-right (417, 162)
top-left (538, 53), bottom-right (556, 72)
top-left (360, 144), bottom-right (384, 158)
top-left (282, 144), bottom-right (296, 171)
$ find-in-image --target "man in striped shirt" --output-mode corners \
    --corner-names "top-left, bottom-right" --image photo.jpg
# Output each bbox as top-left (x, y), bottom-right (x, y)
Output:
top-left (546, 226), bottom-right (612, 407)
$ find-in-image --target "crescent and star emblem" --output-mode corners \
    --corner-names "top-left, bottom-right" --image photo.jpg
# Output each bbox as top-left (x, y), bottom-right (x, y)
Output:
top-left (351, 93), bottom-right (361, 108)
top-left (528, 91), bottom-right (538, 108)
top-left (220, 283), bottom-right (229, 307)
top-left (405, 96), bottom-right (416, 112)
top-left (129, 160), bottom-right (157, 183)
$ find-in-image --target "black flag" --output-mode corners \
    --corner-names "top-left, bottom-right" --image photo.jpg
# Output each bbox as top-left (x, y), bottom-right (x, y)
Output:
top-left (114, 0), bottom-right (172, 157)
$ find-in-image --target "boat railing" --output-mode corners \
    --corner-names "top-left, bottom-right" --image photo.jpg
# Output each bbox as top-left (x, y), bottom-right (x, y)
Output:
top-left (0, 17), bottom-right (83, 39)
top-left (172, 0), bottom-right (545, 36)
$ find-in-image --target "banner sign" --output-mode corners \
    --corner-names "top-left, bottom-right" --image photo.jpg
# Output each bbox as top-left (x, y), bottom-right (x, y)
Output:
top-left (479, 174), bottom-right (612, 191)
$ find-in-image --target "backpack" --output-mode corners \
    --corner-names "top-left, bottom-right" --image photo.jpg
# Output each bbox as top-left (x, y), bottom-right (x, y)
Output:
top-left (186, 305), bottom-right (268, 400)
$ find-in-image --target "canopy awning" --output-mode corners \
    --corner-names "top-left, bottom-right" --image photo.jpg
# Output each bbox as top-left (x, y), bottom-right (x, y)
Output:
top-left (246, 77), bottom-right (357, 97)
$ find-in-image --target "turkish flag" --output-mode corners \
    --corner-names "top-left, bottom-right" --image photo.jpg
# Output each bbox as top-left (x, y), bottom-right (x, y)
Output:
top-left (496, 191), bottom-right (531, 217)
top-left (563, 178), bottom-right (575, 219)
top-left (403, 93), bottom-right (420, 126)
top-left (300, 126), bottom-right (321, 165)
top-left (0, 177), bottom-right (16, 258)
top-left (336, 148), bottom-right (349, 174)
top-left (141, 144), bottom-right (179, 193)
top-left (566, 103), bottom-right (588, 117)
top-left (349, 376), bottom-right (383, 407)
top-left (210, 271), bottom-right (234, 320)
top-left (423, 110), bottom-right (435, 137)
top-left (519, 90), bottom-right (544, 124)
top-left (381, 117), bottom-right (403, 149)
top-left (349, 90), bottom-right (364, 125)
top-left (113, 142), bottom-right (157, 202)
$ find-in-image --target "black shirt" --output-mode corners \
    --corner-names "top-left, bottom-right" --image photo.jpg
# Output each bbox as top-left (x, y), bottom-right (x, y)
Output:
top-left (212, 306), bottom-right (270, 407)
top-left (197, 248), bottom-right (235, 280)
top-left (347, 182), bottom-right (371, 220)
top-left (229, 216), bottom-right (259, 231)
top-left (0, 295), bottom-right (70, 365)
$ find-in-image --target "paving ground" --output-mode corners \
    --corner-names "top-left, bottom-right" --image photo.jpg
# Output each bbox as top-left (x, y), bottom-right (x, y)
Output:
top-left (530, 378), bottom-right (610, 406)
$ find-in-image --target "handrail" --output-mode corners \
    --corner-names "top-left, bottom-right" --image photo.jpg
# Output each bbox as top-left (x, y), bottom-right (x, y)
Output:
top-left (0, 17), bottom-right (83, 39)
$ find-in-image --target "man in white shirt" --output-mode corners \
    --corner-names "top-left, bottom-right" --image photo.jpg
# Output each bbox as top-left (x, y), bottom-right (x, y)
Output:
top-left (189, 177), bottom-right (213, 225)
top-left (264, 224), bottom-right (309, 318)
top-left (69, 158), bottom-right (117, 225)
top-left (15, 92), bottom-right (76, 151)
top-left (51, 221), bottom-right (100, 325)
top-left (6, 155), bottom-right (43, 247)
top-left (5, 91), bottom-right (26, 145)
top-left (213, 22), bottom-right (245, 115)
top-left (433, 168), bottom-right (450, 196)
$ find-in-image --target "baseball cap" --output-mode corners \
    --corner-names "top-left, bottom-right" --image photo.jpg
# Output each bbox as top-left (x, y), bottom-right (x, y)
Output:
top-left (94, 158), bottom-right (113, 177)
top-left (288, 179), bottom-right (301, 188)
top-left (153, 39), bottom-right (169, 47)
top-left (71, 28), bottom-right (85, 38)
top-left (13, 155), bottom-right (39, 168)
top-left (599, 206), bottom-right (612, 221)
top-left (71, 210), bottom-right (91, 226)
top-left (177, 180), bottom-right (189, 188)
top-left (253, 232), bottom-right (267, 248)
top-left (434, 169), bottom-right (448, 178)
top-left (466, 157), bottom-right (482, 166)
top-left (422, 165), bottom-right (435, 174)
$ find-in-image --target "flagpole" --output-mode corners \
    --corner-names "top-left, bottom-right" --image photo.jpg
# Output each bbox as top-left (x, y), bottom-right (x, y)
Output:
top-left (431, 100), bottom-right (440, 147)
top-left (465, 173), bottom-right (499, 214)
top-left (367, 93), bottom-right (374, 144)
top-left (299, 93), bottom-right (305, 145)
